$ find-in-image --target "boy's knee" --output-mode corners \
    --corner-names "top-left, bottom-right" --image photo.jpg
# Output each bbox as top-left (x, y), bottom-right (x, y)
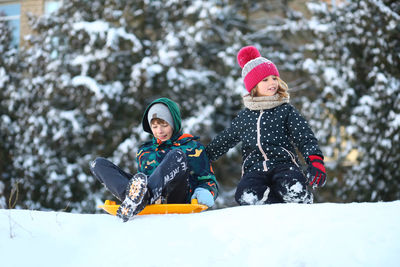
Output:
top-left (165, 149), bottom-right (188, 171)
top-left (168, 149), bottom-right (187, 161)
top-left (90, 157), bottom-right (107, 171)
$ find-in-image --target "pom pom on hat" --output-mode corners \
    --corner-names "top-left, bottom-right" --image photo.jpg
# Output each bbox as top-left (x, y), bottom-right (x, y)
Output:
top-left (237, 45), bottom-right (280, 92)
top-left (237, 46), bottom-right (261, 68)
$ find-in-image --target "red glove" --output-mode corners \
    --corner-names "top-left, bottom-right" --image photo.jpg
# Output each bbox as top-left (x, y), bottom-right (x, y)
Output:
top-left (307, 155), bottom-right (326, 187)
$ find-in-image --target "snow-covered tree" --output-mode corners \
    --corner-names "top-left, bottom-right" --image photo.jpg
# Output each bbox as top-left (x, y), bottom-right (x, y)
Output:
top-left (7, 0), bottom-right (253, 211)
top-left (5, 0), bottom-right (356, 211)
top-left (300, 0), bottom-right (400, 201)
top-left (0, 17), bottom-right (20, 208)
top-left (10, 0), bottom-right (145, 211)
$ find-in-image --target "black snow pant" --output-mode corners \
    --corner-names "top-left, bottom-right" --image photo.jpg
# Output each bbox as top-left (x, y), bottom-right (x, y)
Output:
top-left (90, 149), bottom-right (190, 204)
top-left (235, 164), bottom-right (313, 205)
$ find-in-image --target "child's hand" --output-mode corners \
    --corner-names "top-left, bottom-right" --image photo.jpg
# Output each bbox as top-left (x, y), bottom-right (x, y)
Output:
top-left (191, 188), bottom-right (214, 207)
top-left (307, 155), bottom-right (326, 187)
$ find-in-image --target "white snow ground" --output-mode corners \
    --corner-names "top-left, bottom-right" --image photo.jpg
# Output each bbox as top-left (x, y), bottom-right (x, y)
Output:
top-left (1, 201), bottom-right (400, 267)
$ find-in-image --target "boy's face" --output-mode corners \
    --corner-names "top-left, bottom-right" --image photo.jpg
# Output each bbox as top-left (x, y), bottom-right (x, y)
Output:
top-left (150, 119), bottom-right (173, 142)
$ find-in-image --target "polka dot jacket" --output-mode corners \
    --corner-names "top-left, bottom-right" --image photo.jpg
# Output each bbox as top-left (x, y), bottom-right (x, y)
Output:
top-left (205, 103), bottom-right (323, 175)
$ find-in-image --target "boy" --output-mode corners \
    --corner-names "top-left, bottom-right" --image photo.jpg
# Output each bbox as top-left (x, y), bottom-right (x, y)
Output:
top-left (90, 98), bottom-right (218, 222)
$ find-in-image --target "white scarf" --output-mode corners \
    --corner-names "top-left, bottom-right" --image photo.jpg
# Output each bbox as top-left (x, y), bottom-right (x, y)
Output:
top-left (242, 94), bottom-right (290, 110)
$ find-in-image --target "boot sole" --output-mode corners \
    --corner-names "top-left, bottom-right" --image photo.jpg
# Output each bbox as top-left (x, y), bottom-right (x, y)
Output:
top-left (117, 173), bottom-right (148, 222)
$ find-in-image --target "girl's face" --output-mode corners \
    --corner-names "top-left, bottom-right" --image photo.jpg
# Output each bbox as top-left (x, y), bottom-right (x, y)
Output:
top-left (151, 120), bottom-right (173, 142)
top-left (255, 75), bottom-right (279, 97)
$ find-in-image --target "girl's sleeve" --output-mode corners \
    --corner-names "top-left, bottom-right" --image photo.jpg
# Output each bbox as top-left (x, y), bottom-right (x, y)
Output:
top-left (286, 105), bottom-right (323, 161)
top-left (186, 142), bottom-right (219, 200)
top-left (205, 114), bottom-right (241, 161)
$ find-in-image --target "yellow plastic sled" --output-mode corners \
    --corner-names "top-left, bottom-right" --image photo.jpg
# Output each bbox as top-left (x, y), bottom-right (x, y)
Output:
top-left (98, 199), bottom-right (208, 216)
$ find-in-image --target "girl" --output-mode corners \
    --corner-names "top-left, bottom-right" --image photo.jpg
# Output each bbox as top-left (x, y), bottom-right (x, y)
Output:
top-left (91, 98), bottom-right (218, 221)
top-left (206, 46), bottom-right (326, 205)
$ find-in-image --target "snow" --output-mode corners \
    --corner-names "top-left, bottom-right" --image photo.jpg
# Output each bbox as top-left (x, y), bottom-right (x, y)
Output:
top-left (72, 76), bottom-right (102, 97)
top-left (73, 20), bottom-right (109, 34)
top-left (0, 67), bottom-right (9, 87)
top-left (2, 201), bottom-right (400, 267)
top-left (183, 104), bottom-right (214, 132)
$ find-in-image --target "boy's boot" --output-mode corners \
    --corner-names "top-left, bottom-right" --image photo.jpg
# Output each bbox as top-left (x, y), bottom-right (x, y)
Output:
top-left (116, 173), bottom-right (149, 222)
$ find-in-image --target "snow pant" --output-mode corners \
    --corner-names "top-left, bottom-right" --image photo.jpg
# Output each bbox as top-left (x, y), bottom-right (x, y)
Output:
top-left (90, 149), bottom-right (190, 204)
top-left (235, 164), bottom-right (313, 205)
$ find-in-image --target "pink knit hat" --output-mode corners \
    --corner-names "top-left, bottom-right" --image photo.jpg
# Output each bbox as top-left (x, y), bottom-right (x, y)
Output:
top-left (237, 46), bottom-right (280, 92)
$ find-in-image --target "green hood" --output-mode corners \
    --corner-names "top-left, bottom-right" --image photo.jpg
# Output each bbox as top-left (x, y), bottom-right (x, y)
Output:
top-left (142, 98), bottom-right (182, 136)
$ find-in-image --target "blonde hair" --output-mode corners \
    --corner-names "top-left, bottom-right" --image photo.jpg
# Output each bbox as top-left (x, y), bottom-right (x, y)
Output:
top-left (250, 76), bottom-right (289, 99)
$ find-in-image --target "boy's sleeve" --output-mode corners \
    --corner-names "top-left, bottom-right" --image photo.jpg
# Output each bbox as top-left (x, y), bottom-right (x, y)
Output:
top-left (186, 142), bottom-right (219, 200)
top-left (136, 145), bottom-right (153, 176)
top-left (136, 148), bottom-right (145, 173)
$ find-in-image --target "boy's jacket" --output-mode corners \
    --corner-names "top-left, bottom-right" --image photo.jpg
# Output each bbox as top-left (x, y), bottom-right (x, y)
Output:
top-left (138, 98), bottom-right (218, 200)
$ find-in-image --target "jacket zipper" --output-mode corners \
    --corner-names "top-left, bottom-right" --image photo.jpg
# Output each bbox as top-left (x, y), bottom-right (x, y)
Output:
top-left (257, 110), bottom-right (269, 171)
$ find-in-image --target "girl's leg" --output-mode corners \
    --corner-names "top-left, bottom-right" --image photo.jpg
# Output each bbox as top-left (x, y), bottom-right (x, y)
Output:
top-left (235, 172), bottom-right (277, 205)
top-left (147, 149), bottom-right (190, 204)
top-left (271, 166), bottom-right (313, 204)
top-left (90, 157), bottom-right (132, 201)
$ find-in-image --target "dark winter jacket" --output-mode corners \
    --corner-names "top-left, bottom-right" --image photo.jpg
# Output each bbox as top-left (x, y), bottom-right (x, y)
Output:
top-left (137, 98), bottom-right (218, 200)
top-left (206, 102), bottom-right (323, 176)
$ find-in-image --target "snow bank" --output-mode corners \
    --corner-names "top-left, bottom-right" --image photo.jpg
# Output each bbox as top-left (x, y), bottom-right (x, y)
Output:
top-left (1, 201), bottom-right (400, 267)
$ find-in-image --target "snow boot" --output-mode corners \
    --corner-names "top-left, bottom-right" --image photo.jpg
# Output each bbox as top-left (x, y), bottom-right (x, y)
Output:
top-left (116, 173), bottom-right (149, 222)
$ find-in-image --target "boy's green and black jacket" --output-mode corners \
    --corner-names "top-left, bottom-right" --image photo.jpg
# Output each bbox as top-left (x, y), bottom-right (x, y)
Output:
top-left (137, 98), bottom-right (218, 200)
